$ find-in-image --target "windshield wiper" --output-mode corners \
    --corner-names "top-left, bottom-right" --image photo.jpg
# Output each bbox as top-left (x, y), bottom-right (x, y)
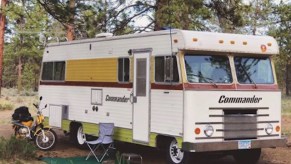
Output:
top-left (239, 64), bottom-right (257, 88)
top-left (188, 72), bottom-right (218, 88)
top-left (202, 76), bottom-right (218, 88)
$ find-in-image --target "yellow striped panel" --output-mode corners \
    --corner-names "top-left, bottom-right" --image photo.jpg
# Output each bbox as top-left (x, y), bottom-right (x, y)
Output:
top-left (115, 128), bottom-right (133, 143)
top-left (129, 57), bottom-right (133, 82)
top-left (83, 122), bottom-right (99, 135)
top-left (66, 58), bottom-right (117, 82)
top-left (178, 52), bottom-right (187, 83)
top-left (61, 119), bottom-right (181, 148)
top-left (62, 119), bottom-right (70, 131)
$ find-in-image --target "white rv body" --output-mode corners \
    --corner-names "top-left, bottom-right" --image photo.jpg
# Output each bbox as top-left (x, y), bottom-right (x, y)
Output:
top-left (39, 30), bottom-right (285, 159)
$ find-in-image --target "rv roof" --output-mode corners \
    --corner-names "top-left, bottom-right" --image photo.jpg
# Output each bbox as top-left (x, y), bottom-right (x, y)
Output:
top-left (47, 29), bottom-right (279, 55)
top-left (179, 30), bottom-right (279, 55)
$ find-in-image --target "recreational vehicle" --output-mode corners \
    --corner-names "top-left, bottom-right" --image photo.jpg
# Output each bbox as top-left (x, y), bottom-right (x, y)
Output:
top-left (39, 29), bottom-right (286, 164)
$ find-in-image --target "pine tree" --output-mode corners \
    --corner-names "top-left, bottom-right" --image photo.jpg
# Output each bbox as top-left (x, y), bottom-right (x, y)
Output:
top-left (271, 2), bottom-right (291, 95)
top-left (3, 0), bottom-right (48, 91)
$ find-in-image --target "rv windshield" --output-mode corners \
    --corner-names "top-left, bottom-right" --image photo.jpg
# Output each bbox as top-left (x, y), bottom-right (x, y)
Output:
top-left (234, 57), bottom-right (274, 84)
top-left (184, 55), bottom-right (232, 83)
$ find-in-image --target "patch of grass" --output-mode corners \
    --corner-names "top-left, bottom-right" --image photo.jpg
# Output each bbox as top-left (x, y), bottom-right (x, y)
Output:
top-left (0, 136), bottom-right (37, 160)
top-left (0, 102), bottom-right (14, 111)
top-left (282, 95), bottom-right (291, 115)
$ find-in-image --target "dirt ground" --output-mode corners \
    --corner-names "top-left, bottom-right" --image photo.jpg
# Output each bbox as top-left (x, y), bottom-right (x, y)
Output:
top-left (0, 109), bottom-right (291, 164)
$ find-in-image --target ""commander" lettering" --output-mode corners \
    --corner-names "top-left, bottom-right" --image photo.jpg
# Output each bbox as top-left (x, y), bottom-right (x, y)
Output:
top-left (218, 95), bottom-right (262, 103)
top-left (105, 95), bottom-right (130, 103)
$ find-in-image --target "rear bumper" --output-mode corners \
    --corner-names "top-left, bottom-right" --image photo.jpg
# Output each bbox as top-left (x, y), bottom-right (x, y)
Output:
top-left (182, 138), bottom-right (287, 152)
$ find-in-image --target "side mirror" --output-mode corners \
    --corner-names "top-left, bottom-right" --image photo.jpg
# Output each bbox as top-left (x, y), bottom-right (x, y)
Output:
top-left (40, 96), bottom-right (43, 101)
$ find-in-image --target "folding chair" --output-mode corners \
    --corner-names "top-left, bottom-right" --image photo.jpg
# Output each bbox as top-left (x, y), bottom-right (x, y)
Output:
top-left (85, 123), bottom-right (115, 163)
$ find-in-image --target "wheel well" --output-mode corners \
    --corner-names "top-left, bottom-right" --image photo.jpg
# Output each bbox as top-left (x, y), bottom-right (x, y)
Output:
top-left (156, 135), bottom-right (175, 150)
top-left (69, 121), bottom-right (82, 132)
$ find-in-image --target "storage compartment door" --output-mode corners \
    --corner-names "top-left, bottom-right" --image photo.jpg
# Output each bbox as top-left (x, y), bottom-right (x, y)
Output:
top-left (49, 105), bottom-right (63, 127)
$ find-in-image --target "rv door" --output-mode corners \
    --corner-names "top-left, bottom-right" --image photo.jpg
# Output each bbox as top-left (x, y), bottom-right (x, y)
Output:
top-left (132, 48), bottom-right (151, 143)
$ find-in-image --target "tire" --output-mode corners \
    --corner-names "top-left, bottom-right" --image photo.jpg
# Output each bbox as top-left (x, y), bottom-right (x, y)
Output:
top-left (34, 128), bottom-right (57, 151)
top-left (70, 124), bottom-right (86, 149)
top-left (166, 138), bottom-right (190, 164)
top-left (233, 149), bottom-right (261, 164)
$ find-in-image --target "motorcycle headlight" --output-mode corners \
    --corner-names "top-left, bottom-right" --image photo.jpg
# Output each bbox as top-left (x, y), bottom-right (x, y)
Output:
top-left (204, 125), bottom-right (214, 137)
top-left (265, 123), bottom-right (273, 135)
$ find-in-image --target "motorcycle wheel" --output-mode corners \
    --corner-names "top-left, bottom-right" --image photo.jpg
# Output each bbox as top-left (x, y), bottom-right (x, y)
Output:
top-left (35, 128), bottom-right (57, 151)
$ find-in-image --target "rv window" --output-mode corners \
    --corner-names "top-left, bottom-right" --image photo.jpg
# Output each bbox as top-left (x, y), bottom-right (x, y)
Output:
top-left (184, 55), bottom-right (232, 83)
top-left (155, 56), bottom-right (179, 83)
top-left (118, 58), bottom-right (130, 82)
top-left (41, 61), bottom-right (65, 81)
top-left (234, 57), bottom-right (274, 84)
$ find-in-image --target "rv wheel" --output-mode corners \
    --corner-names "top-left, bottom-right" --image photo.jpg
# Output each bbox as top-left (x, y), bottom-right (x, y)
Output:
top-left (233, 149), bottom-right (261, 164)
top-left (70, 124), bottom-right (86, 149)
top-left (166, 138), bottom-right (190, 164)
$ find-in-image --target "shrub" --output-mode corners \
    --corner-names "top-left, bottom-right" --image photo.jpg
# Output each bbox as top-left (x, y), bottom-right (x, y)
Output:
top-left (0, 136), bottom-right (37, 160)
top-left (0, 103), bottom-right (14, 111)
top-left (20, 90), bottom-right (37, 97)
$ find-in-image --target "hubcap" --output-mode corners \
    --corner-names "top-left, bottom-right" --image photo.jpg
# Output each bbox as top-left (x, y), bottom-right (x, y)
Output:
top-left (77, 126), bottom-right (85, 145)
top-left (170, 139), bottom-right (184, 163)
top-left (42, 136), bottom-right (49, 143)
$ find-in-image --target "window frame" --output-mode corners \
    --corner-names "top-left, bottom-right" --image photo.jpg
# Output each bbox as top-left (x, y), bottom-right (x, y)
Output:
top-left (117, 57), bottom-right (130, 83)
top-left (41, 61), bottom-right (66, 82)
top-left (154, 55), bottom-right (180, 84)
top-left (91, 89), bottom-right (103, 105)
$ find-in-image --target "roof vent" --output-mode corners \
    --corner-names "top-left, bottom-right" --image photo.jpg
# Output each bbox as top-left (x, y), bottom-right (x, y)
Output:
top-left (95, 33), bottom-right (113, 38)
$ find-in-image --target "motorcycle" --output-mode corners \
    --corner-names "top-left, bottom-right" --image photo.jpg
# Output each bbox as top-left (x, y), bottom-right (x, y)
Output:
top-left (11, 96), bottom-right (57, 150)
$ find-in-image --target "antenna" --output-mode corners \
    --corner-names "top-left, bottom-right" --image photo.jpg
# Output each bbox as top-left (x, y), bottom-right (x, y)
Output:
top-left (167, 0), bottom-right (175, 85)
top-left (167, 0), bottom-right (174, 56)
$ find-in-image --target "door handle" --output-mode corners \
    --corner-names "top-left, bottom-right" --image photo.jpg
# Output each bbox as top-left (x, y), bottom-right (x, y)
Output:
top-left (130, 93), bottom-right (137, 104)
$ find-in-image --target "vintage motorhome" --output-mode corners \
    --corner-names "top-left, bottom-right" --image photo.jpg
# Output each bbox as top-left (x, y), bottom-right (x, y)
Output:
top-left (39, 29), bottom-right (286, 164)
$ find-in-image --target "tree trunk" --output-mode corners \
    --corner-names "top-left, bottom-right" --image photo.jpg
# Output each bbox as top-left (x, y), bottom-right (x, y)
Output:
top-left (0, 0), bottom-right (7, 97)
top-left (286, 64), bottom-right (289, 96)
top-left (66, 24), bottom-right (75, 41)
top-left (17, 57), bottom-right (22, 93)
top-left (66, 0), bottom-right (75, 41)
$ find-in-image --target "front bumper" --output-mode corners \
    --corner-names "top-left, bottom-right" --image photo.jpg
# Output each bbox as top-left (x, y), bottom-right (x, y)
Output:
top-left (182, 138), bottom-right (287, 152)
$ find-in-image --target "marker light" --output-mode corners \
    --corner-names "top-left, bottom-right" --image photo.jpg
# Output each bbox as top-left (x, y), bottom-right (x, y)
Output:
top-left (276, 125), bottom-right (280, 132)
top-left (204, 125), bottom-right (214, 137)
top-left (195, 128), bottom-right (201, 135)
top-left (261, 44), bottom-right (267, 52)
top-left (265, 123), bottom-right (273, 135)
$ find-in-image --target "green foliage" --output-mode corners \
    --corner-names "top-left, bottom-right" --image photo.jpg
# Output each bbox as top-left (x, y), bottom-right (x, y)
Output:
top-left (154, 0), bottom-right (210, 31)
top-left (0, 136), bottom-right (37, 160)
top-left (3, 0), bottom-right (47, 91)
top-left (1, 0), bottom-right (290, 91)
top-left (270, 3), bottom-right (291, 94)
top-left (205, 0), bottom-right (250, 33)
top-left (22, 64), bottom-right (35, 90)
top-left (282, 95), bottom-right (291, 114)
top-left (37, 0), bottom-right (133, 37)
